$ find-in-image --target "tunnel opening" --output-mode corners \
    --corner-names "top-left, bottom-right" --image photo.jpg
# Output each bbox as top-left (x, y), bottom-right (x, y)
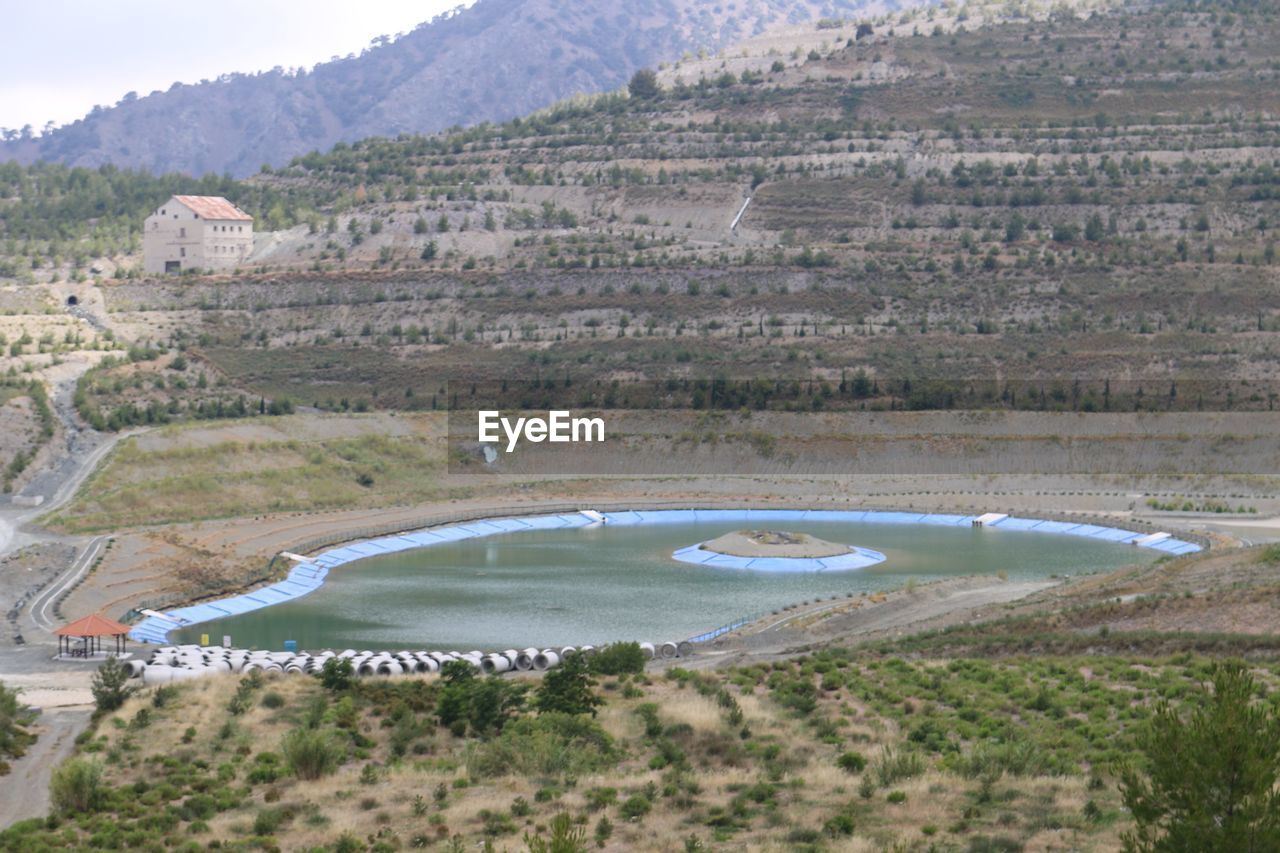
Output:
top-left (66, 295), bottom-right (79, 307)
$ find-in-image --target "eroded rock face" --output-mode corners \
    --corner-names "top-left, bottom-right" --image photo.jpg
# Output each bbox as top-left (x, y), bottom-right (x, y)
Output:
top-left (699, 529), bottom-right (853, 558)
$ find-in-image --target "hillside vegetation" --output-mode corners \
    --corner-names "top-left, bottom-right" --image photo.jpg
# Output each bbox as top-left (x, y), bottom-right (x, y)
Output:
top-left (6, 648), bottom-right (1278, 851)
top-left (10, 0), bottom-right (1268, 430)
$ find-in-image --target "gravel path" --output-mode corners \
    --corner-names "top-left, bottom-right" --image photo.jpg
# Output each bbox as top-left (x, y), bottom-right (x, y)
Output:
top-left (0, 705), bottom-right (92, 829)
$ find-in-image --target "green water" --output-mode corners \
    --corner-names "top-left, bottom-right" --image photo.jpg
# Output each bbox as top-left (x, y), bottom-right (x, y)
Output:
top-left (175, 521), bottom-right (1151, 650)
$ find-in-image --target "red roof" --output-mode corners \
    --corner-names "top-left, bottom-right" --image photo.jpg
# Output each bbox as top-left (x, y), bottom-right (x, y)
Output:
top-left (55, 613), bottom-right (132, 637)
top-left (172, 195), bottom-right (253, 222)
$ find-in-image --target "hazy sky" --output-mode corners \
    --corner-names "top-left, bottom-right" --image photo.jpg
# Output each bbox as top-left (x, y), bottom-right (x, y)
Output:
top-left (0, 0), bottom-right (474, 132)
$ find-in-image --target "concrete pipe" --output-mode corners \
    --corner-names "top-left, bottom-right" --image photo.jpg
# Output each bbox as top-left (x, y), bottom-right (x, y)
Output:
top-left (259, 662), bottom-right (284, 674)
top-left (480, 654), bottom-right (512, 674)
top-left (284, 664), bottom-right (306, 675)
top-left (533, 651), bottom-right (560, 671)
top-left (356, 660), bottom-right (379, 676)
top-left (639, 643), bottom-right (656, 660)
top-left (207, 659), bottom-right (233, 673)
top-left (338, 649), bottom-right (356, 658)
top-left (659, 642), bottom-right (679, 660)
top-left (578, 645), bottom-right (596, 658)
top-left (677, 642), bottom-right (693, 657)
top-left (124, 660), bottom-right (147, 678)
top-left (376, 661), bottom-right (404, 676)
top-left (416, 657), bottom-right (440, 674)
top-left (559, 646), bottom-right (577, 658)
top-left (502, 649), bottom-right (520, 661)
top-left (515, 648), bottom-right (539, 671)
top-left (142, 665), bottom-right (174, 685)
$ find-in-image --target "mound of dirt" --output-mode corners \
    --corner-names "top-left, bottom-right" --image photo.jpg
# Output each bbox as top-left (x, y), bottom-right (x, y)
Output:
top-left (700, 529), bottom-right (852, 558)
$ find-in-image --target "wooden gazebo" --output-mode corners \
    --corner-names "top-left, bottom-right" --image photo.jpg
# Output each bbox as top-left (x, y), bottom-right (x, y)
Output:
top-left (54, 613), bottom-right (130, 658)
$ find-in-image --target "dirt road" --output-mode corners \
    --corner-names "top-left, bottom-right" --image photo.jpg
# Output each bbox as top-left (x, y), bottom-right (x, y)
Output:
top-left (683, 576), bottom-right (1059, 669)
top-left (0, 705), bottom-right (92, 829)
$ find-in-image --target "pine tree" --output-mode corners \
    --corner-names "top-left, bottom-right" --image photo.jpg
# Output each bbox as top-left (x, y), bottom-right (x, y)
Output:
top-left (1119, 661), bottom-right (1280, 851)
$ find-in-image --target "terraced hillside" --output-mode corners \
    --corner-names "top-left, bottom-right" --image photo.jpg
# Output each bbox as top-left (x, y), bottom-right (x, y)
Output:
top-left (8, 0), bottom-right (1280, 426)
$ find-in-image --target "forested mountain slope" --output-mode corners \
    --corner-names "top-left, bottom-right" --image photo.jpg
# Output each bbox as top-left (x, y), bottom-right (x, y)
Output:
top-left (0, 0), bottom-right (909, 177)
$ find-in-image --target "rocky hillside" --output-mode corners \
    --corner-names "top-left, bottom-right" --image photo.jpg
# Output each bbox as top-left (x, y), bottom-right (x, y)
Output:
top-left (0, 0), bottom-right (912, 177)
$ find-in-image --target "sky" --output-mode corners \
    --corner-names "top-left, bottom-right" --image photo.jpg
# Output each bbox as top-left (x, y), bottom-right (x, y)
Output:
top-left (0, 0), bottom-right (474, 133)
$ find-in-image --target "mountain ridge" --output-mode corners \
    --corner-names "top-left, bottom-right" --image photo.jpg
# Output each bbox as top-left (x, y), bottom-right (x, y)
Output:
top-left (0, 0), bottom-right (907, 178)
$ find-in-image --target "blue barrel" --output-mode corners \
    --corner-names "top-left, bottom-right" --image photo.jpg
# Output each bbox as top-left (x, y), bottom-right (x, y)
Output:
top-left (283, 639), bottom-right (297, 653)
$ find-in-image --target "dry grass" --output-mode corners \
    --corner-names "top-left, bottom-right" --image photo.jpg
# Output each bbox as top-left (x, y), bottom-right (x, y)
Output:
top-left (41, 655), bottom-right (1161, 851)
top-left (45, 416), bottom-right (447, 532)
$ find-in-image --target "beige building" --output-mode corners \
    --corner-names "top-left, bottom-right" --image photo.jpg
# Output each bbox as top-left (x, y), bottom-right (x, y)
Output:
top-left (143, 195), bottom-right (253, 274)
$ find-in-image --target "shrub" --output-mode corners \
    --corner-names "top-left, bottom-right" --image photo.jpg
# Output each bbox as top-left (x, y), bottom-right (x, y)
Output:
top-left (0, 681), bottom-right (36, 764)
top-left (824, 811), bottom-right (856, 836)
top-left (836, 751), bottom-right (867, 773)
top-left (90, 657), bottom-right (134, 713)
top-left (586, 787), bottom-right (618, 811)
top-left (438, 664), bottom-right (528, 736)
top-left (874, 746), bottom-right (925, 786)
top-left (526, 812), bottom-right (588, 852)
top-left (253, 806), bottom-right (288, 835)
top-left (260, 691), bottom-right (286, 709)
top-left (595, 815), bottom-right (613, 846)
top-left (50, 758), bottom-right (102, 814)
top-left (955, 739), bottom-right (1050, 779)
top-left (590, 643), bottom-right (646, 676)
top-left (620, 795), bottom-right (652, 820)
top-left (628, 69), bottom-right (660, 100)
top-left (466, 713), bottom-right (617, 779)
top-left (536, 654), bottom-right (603, 717)
top-left (281, 728), bottom-right (345, 780)
top-left (319, 657), bottom-right (354, 692)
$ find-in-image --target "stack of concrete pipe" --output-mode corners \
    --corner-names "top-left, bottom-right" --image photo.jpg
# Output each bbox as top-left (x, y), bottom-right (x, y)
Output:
top-left (124, 640), bottom-right (693, 683)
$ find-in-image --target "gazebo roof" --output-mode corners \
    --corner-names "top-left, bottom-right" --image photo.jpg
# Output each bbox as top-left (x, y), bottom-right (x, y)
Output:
top-left (54, 613), bottom-right (131, 637)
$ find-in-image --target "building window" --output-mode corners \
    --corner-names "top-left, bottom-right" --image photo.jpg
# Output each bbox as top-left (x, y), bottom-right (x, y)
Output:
top-left (179, 227), bottom-right (186, 238)
top-left (180, 248), bottom-right (186, 257)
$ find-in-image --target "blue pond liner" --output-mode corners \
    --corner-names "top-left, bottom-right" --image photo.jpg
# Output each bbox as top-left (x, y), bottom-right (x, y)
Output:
top-left (128, 508), bottom-right (1201, 643)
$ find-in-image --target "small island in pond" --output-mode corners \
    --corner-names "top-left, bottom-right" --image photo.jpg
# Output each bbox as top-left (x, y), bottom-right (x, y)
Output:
top-left (699, 530), bottom-right (855, 559)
